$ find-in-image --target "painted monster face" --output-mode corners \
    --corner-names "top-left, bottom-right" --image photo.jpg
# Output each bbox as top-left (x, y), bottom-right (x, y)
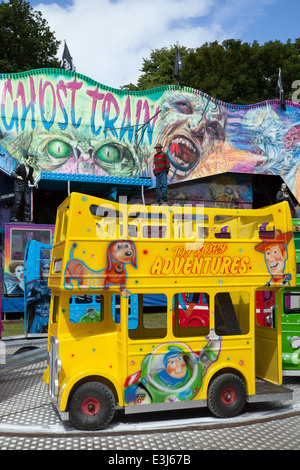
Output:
top-left (30, 128), bottom-right (139, 176)
top-left (159, 91), bottom-right (227, 180)
top-left (2, 126), bottom-right (141, 177)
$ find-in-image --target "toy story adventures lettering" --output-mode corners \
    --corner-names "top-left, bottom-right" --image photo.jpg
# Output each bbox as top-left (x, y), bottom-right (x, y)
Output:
top-left (150, 244), bottom-right (251, 276)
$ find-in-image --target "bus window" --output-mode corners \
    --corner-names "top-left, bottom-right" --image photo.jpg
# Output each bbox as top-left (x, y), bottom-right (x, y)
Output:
top-left (256, 290), bottom-right (275, 327)
top-left (112, 294), bottom-right (138, 329)
top-left (173, 292), bottom-right (210, 337)
top-left (172, 213), bottom-right (209, 240)
top-left (143, 225), bottom-right (167, 239)
top-left (69, 294), bottom-right (103, 323)
top-left (129, 294), bottom-right (167, 340)
top-left (215, 292), bottom-right (249, 336)
top-left (214, 214), bottom-right (274, 240)
top-left (71, 295), bottom-right (93, 304)
top-left (214, 216), bottom-right (232, 239)
top-left (40, 247), bottom-right (51, 259)
top-left (128, 225), bottom-right (138, 238)
top-left (284, 292), bottom-right (300, 314)
top-left (198, 225), bottom-right (209, 239)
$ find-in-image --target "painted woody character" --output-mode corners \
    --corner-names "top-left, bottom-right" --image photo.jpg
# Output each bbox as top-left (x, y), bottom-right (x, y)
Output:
top-left (255, 230), bottom-right (293, 286)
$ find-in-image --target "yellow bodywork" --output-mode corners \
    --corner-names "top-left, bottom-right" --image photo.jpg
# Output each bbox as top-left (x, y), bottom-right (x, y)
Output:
top-left (44, 193), bottom-right (296, 415)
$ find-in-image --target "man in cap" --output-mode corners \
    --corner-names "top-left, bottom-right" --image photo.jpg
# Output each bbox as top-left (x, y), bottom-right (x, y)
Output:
top-left (153, 143), bottom-right (170, 204)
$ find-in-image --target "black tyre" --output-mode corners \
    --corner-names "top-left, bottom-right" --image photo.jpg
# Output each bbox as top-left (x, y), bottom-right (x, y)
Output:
top-left (69, 381), bottom-right (116, 430)
top-left (207, 373), bottom-right (247, 418)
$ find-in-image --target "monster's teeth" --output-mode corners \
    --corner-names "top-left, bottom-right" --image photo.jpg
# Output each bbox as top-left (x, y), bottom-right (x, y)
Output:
top-left (173, 137), bottom-right (196, 152)
top-left (172, 153), bottom-right (190, 168)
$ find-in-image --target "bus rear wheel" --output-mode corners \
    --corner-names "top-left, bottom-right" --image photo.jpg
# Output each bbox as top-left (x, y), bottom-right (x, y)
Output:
top-left (69, 381), bottom-right (116, 430)
top-left (207, 373), bottom-right (247, 418)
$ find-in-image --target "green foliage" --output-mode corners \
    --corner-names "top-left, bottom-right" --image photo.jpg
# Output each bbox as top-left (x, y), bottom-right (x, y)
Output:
top-left (122, 39), bottom-right (300, 105)
top-left (0, 0), bottom-right (60, 73)
top-left (2, 321), bottom-right (24, 337)
top-left (122, 45), bottom-right (191, 91)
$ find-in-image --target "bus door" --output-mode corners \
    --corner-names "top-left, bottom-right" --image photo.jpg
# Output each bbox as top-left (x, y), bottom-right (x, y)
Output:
top-left (255, 289), bottom-right (282, 384)
top-left (256, 290), bottom-right (275, 328)
top-left (125, 292), bottom-right (213, 409)
top-left (125, 293), bottom-right (170, 407)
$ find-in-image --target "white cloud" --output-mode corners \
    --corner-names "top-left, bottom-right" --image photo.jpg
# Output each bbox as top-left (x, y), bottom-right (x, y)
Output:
top-left (208, 0), bottom-right (278, 39)
top-left (34, 0), bottom-right (227, 88)
top-left (32, 0), bottom-right (284, 88)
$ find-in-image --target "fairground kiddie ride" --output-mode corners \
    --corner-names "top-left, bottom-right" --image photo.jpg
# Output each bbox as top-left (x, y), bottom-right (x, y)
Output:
top-left (43, 193), bottom-right (296, 430)
top-left (253, 218), bottom-right (300, 375)
top-left (269, 218), bottom-right (300, 375)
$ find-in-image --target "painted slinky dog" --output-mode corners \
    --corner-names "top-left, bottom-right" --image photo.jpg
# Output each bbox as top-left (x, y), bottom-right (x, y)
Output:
top-left (64, 241), bottom-right (137, 292)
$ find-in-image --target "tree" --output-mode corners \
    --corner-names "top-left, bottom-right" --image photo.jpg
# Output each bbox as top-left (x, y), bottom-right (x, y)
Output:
top-left (122, 45), bottom-right (190, 91)
top-left (0, 0), bottom-right (60, 73)
top-left (123, 39), bottom-right (300, 105)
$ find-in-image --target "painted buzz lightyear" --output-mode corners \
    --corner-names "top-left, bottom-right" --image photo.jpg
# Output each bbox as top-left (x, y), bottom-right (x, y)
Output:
top-left (125, 336), bottom-right (221, 405)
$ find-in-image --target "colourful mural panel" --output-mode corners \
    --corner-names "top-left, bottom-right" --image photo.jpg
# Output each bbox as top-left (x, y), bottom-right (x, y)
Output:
top-left (3, 224), bottom-right (54, 297)
top-left (0, 69), bottom-right (300, 200)
top-left (132, 173), bottom-right (253, 208)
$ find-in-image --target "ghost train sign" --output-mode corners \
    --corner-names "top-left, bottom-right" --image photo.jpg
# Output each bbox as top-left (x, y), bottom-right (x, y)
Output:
top-left (1, 68), bottom-right (300, 193)
top-left (0, 74), bottom-right (159, 141)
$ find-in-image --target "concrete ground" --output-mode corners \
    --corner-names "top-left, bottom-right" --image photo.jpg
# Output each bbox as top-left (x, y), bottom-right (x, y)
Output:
top-left (0, 356), bottom-right (300, 451)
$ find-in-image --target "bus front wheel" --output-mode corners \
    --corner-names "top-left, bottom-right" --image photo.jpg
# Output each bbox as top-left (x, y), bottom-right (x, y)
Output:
top-left (207, 373), bottom-right (247, 418)
top-left (69, 381), bottom-right (116, 430)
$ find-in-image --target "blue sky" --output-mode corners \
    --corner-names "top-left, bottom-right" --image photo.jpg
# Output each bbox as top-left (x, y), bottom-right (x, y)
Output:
top-left (24, 0), bottom-right (300, 88)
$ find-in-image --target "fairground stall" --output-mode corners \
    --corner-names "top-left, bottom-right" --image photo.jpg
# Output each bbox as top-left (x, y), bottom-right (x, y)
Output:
top-left (0, 68), bottom-right (299, 324)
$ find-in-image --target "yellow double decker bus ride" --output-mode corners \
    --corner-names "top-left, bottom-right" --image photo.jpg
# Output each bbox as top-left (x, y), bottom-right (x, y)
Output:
top-left (43, 193), bottom-right (296, 430)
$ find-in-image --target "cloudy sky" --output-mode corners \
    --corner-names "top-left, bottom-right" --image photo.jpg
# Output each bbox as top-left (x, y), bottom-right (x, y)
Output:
top-left (25, 0), bottom-right (300, 89)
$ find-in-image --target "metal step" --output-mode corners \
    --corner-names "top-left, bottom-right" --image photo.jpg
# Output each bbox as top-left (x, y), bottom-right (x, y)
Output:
top-left (248, 378), bottom-right (293, 403)
top-left (0, 346), bottom-right (47, 374)
top-left (2, 336), bottom-right (47, 348)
